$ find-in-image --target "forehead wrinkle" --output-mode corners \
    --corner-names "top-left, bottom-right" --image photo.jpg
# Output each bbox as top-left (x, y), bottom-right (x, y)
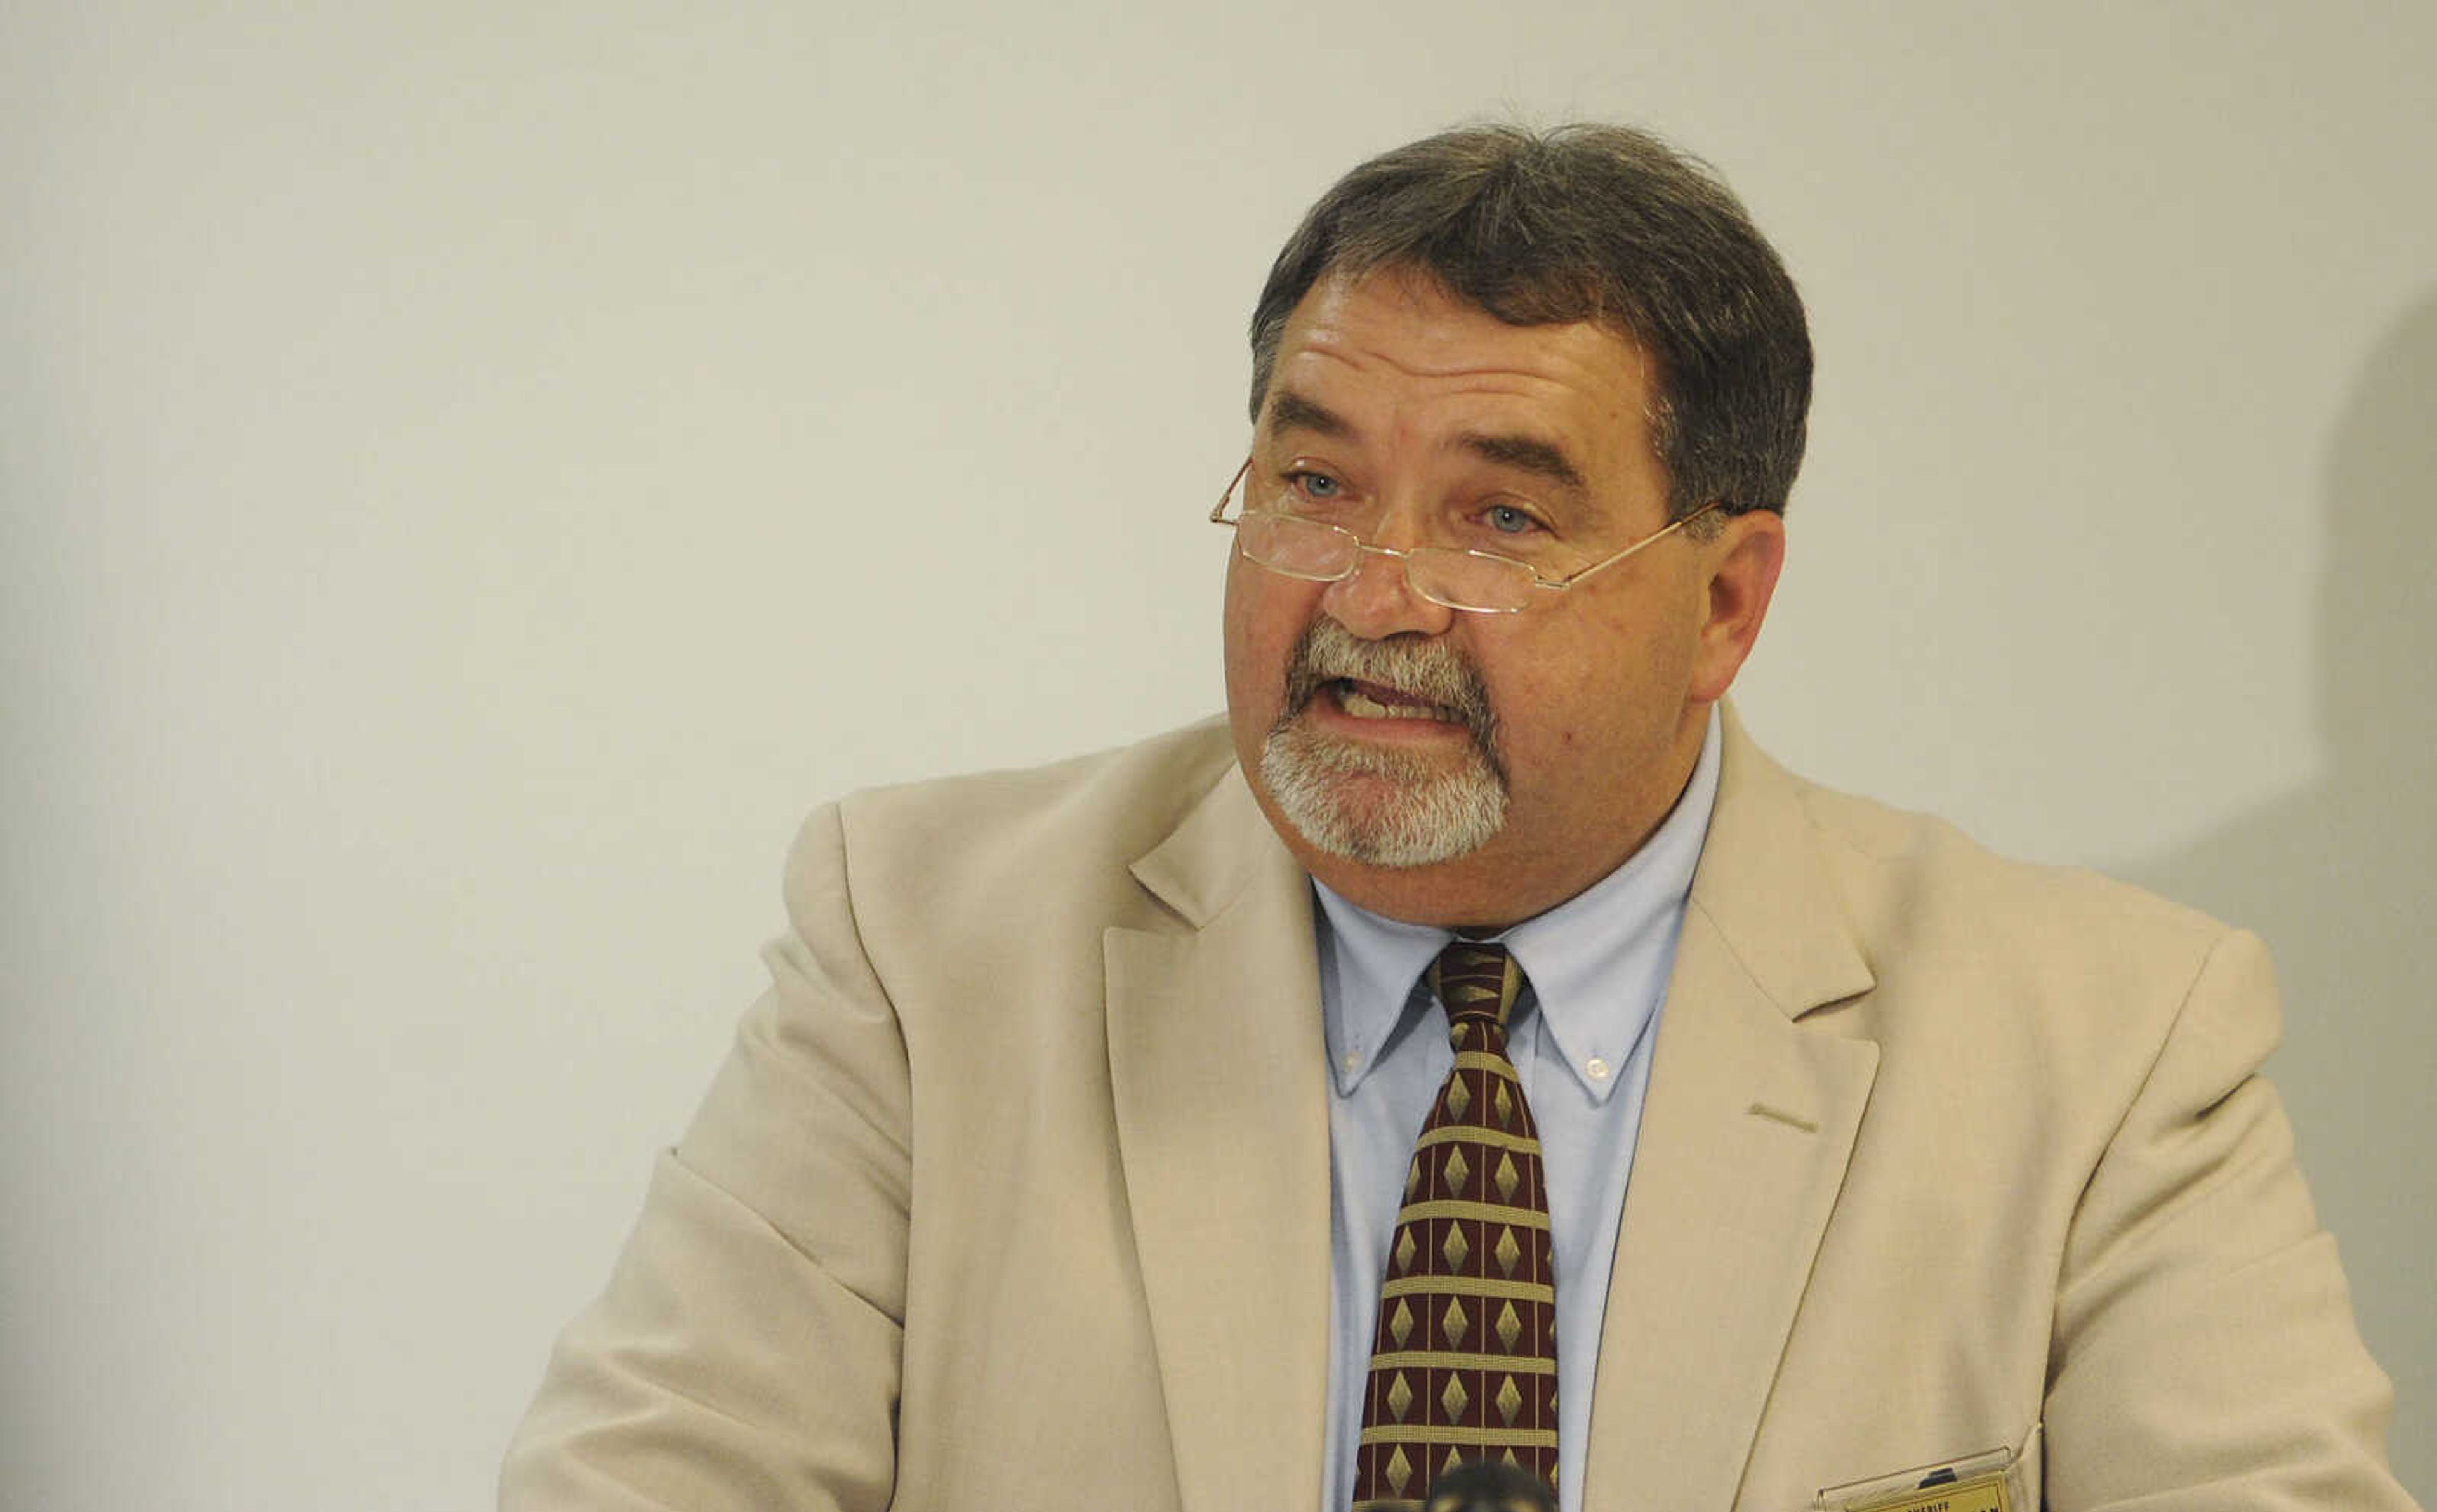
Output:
top-left (1265, 280), bottom-right (1654, 518)
top-left (1267, 348), bottom-right (1602, 451)
top-left (1295, 324), bottom-right (1590, 388)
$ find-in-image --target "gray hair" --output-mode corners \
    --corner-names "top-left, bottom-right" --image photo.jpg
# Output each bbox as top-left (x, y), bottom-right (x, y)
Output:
top-left (1248, 122), bottom-right (1812, 520)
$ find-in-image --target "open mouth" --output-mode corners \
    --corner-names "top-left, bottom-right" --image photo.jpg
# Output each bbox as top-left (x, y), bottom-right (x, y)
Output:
top-left (1332, 678), bottom-right (1464, 723)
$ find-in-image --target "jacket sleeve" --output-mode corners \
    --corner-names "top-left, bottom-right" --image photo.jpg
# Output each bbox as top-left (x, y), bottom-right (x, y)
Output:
top-left (500, 805), bottom-right (911, 1512)
top-left (2043, 927), bottom-right (2419, 1509)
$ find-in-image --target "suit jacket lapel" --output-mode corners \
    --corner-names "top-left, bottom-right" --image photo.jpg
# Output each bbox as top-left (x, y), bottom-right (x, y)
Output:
top-left (1581, 707), bottom-right (1880, 1512)
top-left (1106, 767), bottom-right (1333, 1512)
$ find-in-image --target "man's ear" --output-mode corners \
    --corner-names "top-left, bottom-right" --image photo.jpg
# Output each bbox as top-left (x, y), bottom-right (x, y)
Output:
top-left (1688, 509), bottom-right (1786, 705)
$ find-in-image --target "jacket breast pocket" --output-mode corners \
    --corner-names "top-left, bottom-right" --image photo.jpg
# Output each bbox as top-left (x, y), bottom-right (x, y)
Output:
top-left (1813, 1421), bottom-right (2042, 1512)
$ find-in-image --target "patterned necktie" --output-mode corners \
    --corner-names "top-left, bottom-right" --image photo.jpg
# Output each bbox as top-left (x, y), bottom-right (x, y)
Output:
top-left (1352, 941), bottom-right (1558, 1509)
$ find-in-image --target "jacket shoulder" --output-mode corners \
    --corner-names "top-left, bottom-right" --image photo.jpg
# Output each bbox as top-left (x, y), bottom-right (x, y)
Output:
top-left (1762, 765), bottom-right (2266, 1107)
top-left (779, 716), bottom-right (1243, 956)
top-left (1785, 766), bottom-right (2233, 974)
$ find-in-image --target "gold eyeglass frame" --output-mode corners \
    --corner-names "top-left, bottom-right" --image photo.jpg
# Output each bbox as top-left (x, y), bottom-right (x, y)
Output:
top-left (1208, 457), bottom-right (1721, 614)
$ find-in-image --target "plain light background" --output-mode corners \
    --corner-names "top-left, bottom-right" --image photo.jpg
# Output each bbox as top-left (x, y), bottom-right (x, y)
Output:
top-left (4, 3), bottom-right (2430, 1508)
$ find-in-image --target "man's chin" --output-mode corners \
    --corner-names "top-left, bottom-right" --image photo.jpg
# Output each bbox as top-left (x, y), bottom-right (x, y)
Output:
top-left (1258, 720), bottom-right (1507, 869)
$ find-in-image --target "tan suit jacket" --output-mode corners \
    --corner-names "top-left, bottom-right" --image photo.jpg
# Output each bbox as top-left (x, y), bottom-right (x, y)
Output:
top-left (502, 711), bottom-right (2413, 1510)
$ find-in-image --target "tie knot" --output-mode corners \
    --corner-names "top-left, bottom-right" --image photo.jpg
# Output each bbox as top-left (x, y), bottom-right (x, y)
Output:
top-left (1428, 940), bottom-right (1523, 1039)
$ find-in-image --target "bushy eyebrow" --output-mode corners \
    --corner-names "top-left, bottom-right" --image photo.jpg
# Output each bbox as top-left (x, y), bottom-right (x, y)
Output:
top-left (1262, 388), bottom-right (1351, 439)
top-left (1457, 431), bottom-right (1587, 495)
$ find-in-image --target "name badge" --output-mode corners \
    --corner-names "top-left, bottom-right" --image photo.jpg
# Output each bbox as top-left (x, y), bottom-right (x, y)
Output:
top-left (1815, 1440), bottom-right (2028, 1512)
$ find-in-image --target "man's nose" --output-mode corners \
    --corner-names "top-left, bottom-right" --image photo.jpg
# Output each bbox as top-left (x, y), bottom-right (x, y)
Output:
top-left (1320, 540), bottom-right (1458, 641)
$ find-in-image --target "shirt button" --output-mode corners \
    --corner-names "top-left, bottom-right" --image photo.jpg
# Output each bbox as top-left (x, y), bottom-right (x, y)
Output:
top-left (1585, 1056), bottom-right (1611, 1081)
top-left (1340, 1052), bottom-right (1359, 1075)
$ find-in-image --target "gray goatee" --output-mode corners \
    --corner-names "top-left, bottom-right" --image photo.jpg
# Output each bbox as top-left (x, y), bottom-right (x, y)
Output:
top-left (1260, 618), bottom-right (1507, 868)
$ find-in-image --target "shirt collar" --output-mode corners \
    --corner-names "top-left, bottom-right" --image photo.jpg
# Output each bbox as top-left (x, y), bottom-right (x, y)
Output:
top-left (1316, 706), bottom-right (1724, 1102)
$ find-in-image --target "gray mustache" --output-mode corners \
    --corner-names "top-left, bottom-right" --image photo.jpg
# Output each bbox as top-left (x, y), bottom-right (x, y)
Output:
top-left (1278, 619), bottom-right (1499, 738)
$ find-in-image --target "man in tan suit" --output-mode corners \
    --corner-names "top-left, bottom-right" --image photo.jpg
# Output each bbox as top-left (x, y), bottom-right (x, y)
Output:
top-left (502, 125), bottom-right (2416, 1510)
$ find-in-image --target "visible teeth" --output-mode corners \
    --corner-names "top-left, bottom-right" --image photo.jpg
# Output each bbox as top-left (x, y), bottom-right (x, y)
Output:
top-left (1340, 684), bottom-right (1445, 720)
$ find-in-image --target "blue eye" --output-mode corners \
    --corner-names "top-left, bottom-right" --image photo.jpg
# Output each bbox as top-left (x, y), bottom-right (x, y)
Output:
top-left (1290, 471), bottom-right (1342, 501)
top-left (1485, 504), bottom-right (1538, 535)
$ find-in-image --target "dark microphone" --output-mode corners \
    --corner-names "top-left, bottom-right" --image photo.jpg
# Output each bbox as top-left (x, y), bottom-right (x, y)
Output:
top-left (1420, 1458), bottom-right (1558, 1512)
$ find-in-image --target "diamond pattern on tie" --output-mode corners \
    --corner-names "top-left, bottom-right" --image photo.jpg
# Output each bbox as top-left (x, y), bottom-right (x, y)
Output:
top-left (1440, 1374), bottom-right (1470, 1421)
top-left (1496, 1375), bottom-right (1524, 1427)
top-left (1352, 941), bottom-right (1559, 1508)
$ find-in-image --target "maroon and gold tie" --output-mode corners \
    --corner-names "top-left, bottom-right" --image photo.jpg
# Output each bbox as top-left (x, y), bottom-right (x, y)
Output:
top-left (1352, 942), bottom-right (1558, 1509)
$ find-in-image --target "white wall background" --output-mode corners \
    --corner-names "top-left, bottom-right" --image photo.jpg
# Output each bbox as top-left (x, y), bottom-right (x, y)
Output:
top-left (4, 3), bottom-right (2430, 1507)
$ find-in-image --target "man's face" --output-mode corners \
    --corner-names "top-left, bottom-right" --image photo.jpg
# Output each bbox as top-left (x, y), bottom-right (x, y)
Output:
top-left (1222, 267), bottom-right (1783, 929)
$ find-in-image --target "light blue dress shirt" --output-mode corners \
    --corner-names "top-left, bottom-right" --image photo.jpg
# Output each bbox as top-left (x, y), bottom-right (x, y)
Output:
top-left (1314, 708), bottom-right (1722, 1512)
